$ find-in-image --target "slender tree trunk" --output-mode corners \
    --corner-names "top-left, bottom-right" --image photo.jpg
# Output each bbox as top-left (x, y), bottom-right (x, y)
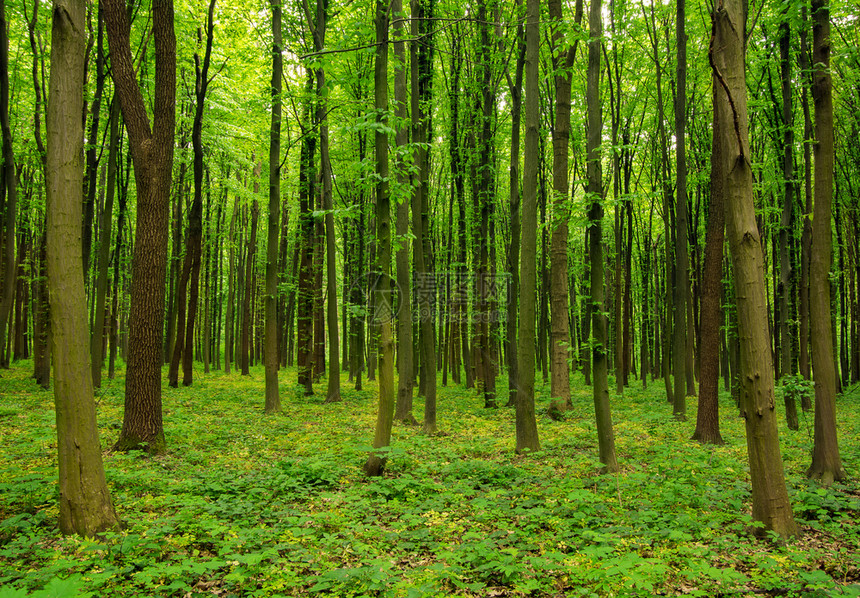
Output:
top-left (0, 0), bottom-right (18, 370)
top-left (506, 11), bottom-right (524, 407)
top-left (587, 0), bottom-right (618, 472)
top-left (393, 0), bottom-right (415, 424)
top-left (90, 98), bottom-right (120, 388)
top-left (516, 0), bottom-right (541, 454)
top-left (807, 0), bottom-right (844, 485)
top-left (548, 0), bottom-right (574, 406)
top-left (104, 0), bottom-right (175, 454)
top-left (365, 0), bottom-right (396, 475)
top-left (82, 6), bottom-right (105, 283)
top-left (778, 12), bottom-right (799, 430)
top-left (711, 0), bottom-right (797, 536)
top-left (47, 0), bottom-right (119, 535)
top-left (264, 0), bottom-right (283, 413)
top-left (241, 199), bottom-right (259, 376)
top-left (673, 0), bottom-right (690, 419)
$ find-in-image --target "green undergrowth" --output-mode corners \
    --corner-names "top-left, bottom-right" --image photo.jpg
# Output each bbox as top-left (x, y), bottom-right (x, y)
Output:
top-left (1, 361), bottom-right (859, 597)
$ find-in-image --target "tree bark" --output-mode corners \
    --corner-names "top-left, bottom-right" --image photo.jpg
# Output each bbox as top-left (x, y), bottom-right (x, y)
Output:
top-left (0, 0), bottom-right (18, 370)
top-left (516, 0), bottom-right (541, 454)
top-left (365, 0), bottom-right (396, 475)
top-left (548, 0), bottom-right (574, 406)
top-left (265, 0), bottom-right (283, 413)
top-left (47, 0), bottom-right (119, 536)
top-left (711, 0), bottom-right (797, 537)
top-left (104, 0), bottom-right (175, 454)
top-left (587, 0), bottom-right (618, 472)
top-left (393, 0), bottom-right (415, 424)
top-left (807, 0), bottom-right (845, 485)
top-left (90, 98), bottom-right (120, 388)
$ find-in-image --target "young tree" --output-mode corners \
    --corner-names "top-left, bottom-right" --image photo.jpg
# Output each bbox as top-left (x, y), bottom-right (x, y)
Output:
top-left (587, 0), bottom-right (618, 472)
top-left (0, 0), bottom-right (17, 369)
top-left (365, 0), bottom-right (396, 475)
top-left (104, 0), bottom-right (176, 453)
top-left (46, 0), bottom-right (118, 536)
top-left (515, 0), bottom-right (540, 454)
top-left (807, 0), bottom-right (845, 484)
top-left (548, 0), bottom-right (573, 407)
top-left (711, 0), bottom-right (797, 536)
top-left (265, 0), bottom-right (284, 414)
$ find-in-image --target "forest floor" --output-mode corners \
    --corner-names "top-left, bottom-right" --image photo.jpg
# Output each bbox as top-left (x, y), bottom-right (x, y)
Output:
top-left (1, 360), bottom-right (859, 598)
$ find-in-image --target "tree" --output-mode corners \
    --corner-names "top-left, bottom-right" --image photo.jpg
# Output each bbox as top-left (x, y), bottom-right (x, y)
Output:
top-left (587, 0), bottom-right (618, 472)
top-left (515, 0), bottom-right (540, 454)
top-left (0, 0), bottom-right (17, 370)
top-left (807, 0), bottom-right (845, 485)
top-left (365, 0), bottom-right (396, 476)
top-left (393, 0), bottom-right (416, 425)
top-left (673, 0), bottom-right (690, 420)
top-left (711, 0), bottom-right (797, 536)
top-left (104, 0), bottom-right (176, 453)
top-left (265, 0), bottom-right (284, 414)
top-left (548, 0), bottom-right (573, 407)
top-left (46, 0), bottom-right (118, 536)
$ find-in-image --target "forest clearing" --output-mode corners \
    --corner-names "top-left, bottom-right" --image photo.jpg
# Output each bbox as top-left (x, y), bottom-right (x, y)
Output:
top-left (1, 361), bottom-right (859, 597)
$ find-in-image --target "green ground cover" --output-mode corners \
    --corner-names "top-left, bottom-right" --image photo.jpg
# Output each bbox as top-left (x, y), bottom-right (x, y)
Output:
top-left (1, 361), bottom-right (859, 597)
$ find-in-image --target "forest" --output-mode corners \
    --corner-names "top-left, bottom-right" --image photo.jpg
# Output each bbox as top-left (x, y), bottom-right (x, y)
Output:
top-left (0, 0), bottom-right (859, 594)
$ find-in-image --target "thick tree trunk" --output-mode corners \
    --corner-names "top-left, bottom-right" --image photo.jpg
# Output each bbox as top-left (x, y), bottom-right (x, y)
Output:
top-left (515, 0), bottom-right (541, 454)
top-left (46, 0), bottom-right (118, 536)
top-left (807, 0), bottom-right (844, 485)
top-left (711, 0), bottom-right (797, 537)
top-left (104, 0), bottom-right (175, 454)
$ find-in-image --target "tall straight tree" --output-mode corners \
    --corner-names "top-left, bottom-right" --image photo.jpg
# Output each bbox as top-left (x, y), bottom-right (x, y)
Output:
top-left (302, 0), bottom-right (341, 404)
top-left (807, 0), bottom-right (844, 484)
top-left (393, 0), bottom-right (416, 424)
top-left (411, 0), bottom-right (438, 428)
top-left (0, 0), bottom-right (17, 369)
top-left (710, 0), bottom-right (797, 537)
top-left (46, 0), bottom-right (118, 536)
top-left (90, 98), bottom-right (120, 388)
top-left (547, 0), bottom-right (573, 407)
top-left (587, 0), bottom-right (618, 472)
top-left (515, 0), bottom-right (540, 454)
top-left (673, 0), bottom-right (690, 420)
top-left (104, 0), bottom-right (176, 453)
top-left (777, 9), bottom-right (799, 430)
top-left (365, 0), bottom-right (396, 475)
top-left (505, 5), bottom-right (524, 407)
top-left (264, 0), bottom-right (283, 413)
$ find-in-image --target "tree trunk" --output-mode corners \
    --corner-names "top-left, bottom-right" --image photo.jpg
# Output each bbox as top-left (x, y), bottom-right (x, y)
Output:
top-left (777, 13), bottom-right (798, 430)
top-left (365, 0), bottom-right (396, 475)
top-left (46, 0), bottom-right (119, 536)
top-left (548, 0), bottom-right (573, 406)
top-left (104, 0), bottom-right (175, 454)
top-left (0, 0), bottom-right (18, 370)
top-left (393, 0), bottom-right (415, 424)
top-left (265, 0), bottom-right (283, 413)
top-left (711, 0), bottom-right (797, 537)
top-left (90, 98), bottom-right (120, 388)
top-left (82, 6), bottom-right (105, 283)
top-left (515, 0), bottom-right (541, 455)
top-left (807, 0), bottom-right (844, 485)
top-left (241, 198), bottom-right (259, 376)
top-left (587, 0), bottom-right (618, 472)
